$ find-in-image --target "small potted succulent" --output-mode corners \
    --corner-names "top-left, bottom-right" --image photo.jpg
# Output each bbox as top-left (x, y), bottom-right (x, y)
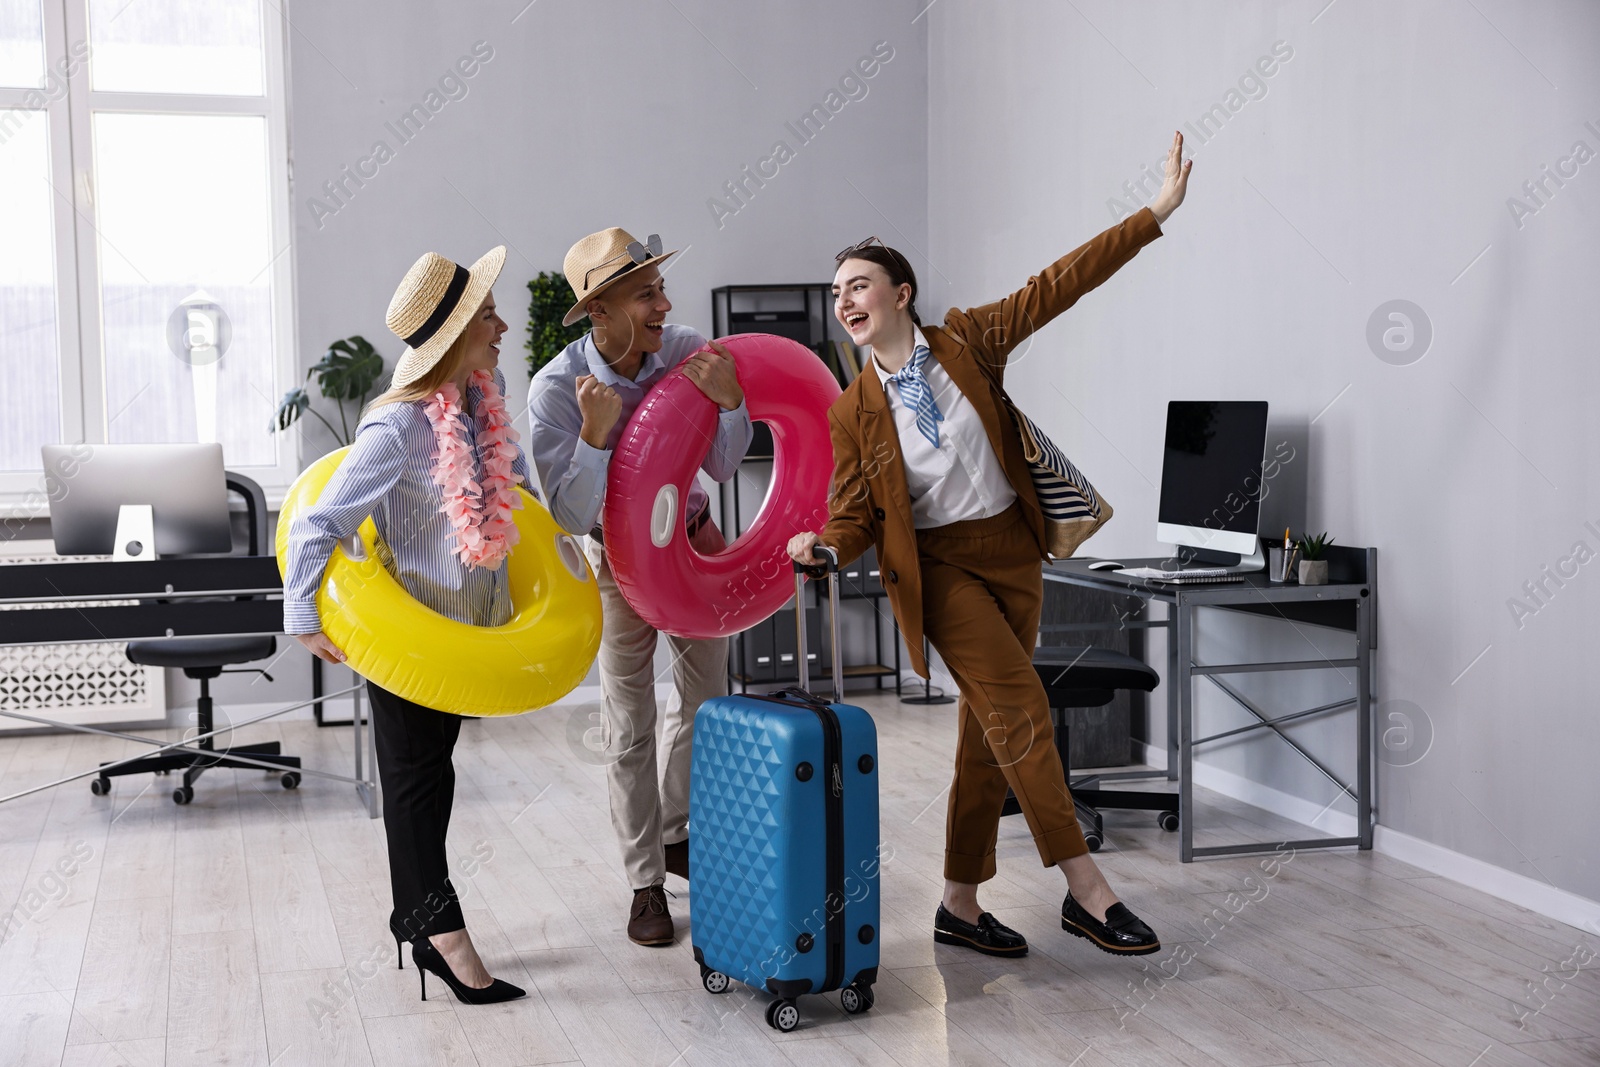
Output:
top-left (1297, 532), bottom-right (1334, 586)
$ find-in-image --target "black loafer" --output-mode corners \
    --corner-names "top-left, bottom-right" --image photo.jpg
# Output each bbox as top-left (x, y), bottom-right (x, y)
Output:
top-left (933, 903), bottom-right (1029, 958)
top-left (1061, 892), bottom-right (1160, 956)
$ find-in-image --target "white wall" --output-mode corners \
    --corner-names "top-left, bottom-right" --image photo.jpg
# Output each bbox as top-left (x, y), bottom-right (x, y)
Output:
top-left (181, 0), bottom-right (929, 716)
top-left (928, 0), bottom-right (1600, 903)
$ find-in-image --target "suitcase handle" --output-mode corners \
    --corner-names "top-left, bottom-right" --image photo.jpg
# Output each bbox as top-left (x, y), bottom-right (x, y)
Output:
top-left (767, 686), bottom-right (831, 709)
top-left (791, 545), bottom-right (838, 581)
top-left (792, 546), bottom-right (843, 703)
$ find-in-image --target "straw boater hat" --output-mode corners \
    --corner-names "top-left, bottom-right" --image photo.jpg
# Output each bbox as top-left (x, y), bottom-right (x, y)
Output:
top-left (386, 245), bottom-right (506, 389)
top-left (561, 228), bottom-right (678, 326)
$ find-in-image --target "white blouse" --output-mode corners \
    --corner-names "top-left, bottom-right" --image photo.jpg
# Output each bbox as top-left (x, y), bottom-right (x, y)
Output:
top-left (871, 327), bottom-right (1017, 529)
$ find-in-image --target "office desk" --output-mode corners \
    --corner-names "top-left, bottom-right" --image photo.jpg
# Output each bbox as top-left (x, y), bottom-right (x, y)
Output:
top-left (1043, 547), bottom-right (1376, 861)
top-left (0, 557), bottom-right (378, 817)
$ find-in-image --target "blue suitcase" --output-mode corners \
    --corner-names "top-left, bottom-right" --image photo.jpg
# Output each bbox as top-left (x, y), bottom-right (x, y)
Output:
top-left (690, 550), bottom-right (880, 1033)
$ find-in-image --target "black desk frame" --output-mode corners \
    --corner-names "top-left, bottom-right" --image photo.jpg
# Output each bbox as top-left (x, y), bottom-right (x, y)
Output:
top-left (1043, 546), bottom-right (1376, 861)
top-left (0, 557), bottom-right (379, 817)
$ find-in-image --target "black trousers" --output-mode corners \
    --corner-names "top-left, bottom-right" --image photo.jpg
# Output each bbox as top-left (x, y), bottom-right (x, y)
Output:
top-left (368, 681), bottom-right (466, 940)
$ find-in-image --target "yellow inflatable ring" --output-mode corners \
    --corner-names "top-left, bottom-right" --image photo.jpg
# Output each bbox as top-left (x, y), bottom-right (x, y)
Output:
top-left (275, 447), bottom-right (602, 716)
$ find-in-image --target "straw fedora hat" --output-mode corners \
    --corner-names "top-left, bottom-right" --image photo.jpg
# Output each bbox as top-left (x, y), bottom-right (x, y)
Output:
top-left (561, 228), bottom-right (678, 327)
top-left (386, 245), bottom-right (506, 389)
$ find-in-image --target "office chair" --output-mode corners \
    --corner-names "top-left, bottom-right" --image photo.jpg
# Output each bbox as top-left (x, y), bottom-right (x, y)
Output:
top-left (90, 471), bottom-right (302, 805)
top-left (1002, 646), bottom-right (1177, 852)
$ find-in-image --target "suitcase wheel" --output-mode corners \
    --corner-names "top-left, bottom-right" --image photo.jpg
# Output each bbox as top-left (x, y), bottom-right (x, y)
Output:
top-left (701, 968), bottom-right (730, 995)
top-left (840, 982), bottom-right (874, 1014)
top-left (765, 998), bottom-right (800, 1032)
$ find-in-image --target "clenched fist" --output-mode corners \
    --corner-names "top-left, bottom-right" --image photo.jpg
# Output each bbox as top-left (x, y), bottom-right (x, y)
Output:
top-left (576, 374), bottom-right (623, 449)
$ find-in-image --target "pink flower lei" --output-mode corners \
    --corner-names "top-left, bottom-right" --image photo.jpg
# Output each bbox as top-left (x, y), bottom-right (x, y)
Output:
top-left (422, 368), bottom-right (525, 570)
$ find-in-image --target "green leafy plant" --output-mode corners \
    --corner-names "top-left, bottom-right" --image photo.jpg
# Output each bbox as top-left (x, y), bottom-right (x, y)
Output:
top-left (1297, 531), bottom-right (1335, 560)
top-left (526, 271), bottom-right (586, 377)
top-left (270, 336), bottom-right (387, 446)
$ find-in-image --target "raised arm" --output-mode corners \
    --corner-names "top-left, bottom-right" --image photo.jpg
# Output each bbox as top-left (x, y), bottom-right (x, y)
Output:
top-left (944, 208), bottom-right (1163, 379)
top-left (946, 130), bottom-right (1191, 380)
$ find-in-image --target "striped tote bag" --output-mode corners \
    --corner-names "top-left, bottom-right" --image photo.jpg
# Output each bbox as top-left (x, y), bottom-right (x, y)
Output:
top-left (1003, 397), bottom-right (1113, 558)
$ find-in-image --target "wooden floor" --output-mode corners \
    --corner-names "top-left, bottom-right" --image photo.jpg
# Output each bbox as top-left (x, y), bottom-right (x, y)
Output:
top-left (1, 689), bottom-right (1596, 1067)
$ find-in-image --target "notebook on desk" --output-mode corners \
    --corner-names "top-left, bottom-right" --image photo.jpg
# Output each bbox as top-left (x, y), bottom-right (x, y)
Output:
top-left (1114, 566), bottom-right (1245, 584)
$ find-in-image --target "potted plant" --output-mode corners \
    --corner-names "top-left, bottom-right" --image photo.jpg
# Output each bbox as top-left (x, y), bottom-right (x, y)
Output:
top-left (271, 336), bottom-right (387, 447)
top-left (1297, 531), bottom-right (1335, 586)
top-left (526, 271), bottom-right (587, 377)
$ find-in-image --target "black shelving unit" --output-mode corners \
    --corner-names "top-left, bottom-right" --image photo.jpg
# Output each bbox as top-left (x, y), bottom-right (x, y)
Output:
top-left (712, 283), bottom-right (901, 695)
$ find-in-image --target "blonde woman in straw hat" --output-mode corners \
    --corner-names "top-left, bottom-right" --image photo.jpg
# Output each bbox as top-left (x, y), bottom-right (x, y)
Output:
top-left (283, 246), bottom-right (531, 1004)
top-left (527, 227), bottom-right (751, 946)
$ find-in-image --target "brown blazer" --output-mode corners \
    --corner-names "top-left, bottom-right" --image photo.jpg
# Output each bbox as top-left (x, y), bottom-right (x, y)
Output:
top-left (819, 207), bottom-right (1164, 676)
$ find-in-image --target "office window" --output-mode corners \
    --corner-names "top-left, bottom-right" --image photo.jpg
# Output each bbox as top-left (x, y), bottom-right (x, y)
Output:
top-left (87, 0), bottom-right (264, 96)
top-left (0, 0), bottom-right (47, 87)
top-left (0, 0), bottom-right (293, 500)
top-left (0, 115), bottom-right (61, 470)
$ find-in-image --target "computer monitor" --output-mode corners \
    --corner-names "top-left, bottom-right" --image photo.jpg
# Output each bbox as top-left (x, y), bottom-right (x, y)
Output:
top-left (41, 443), bottom-right (232, 557)
top-left (1156, 401), bottom-right (1270, 564)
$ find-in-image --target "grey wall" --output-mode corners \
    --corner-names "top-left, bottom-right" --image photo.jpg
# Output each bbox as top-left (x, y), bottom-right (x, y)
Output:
top-left (927, 0), bottom-right (1599, 901)
top-left (286, 0), bottom-right (927, 445)
top-left (168, 0), bottom-right (930, 719)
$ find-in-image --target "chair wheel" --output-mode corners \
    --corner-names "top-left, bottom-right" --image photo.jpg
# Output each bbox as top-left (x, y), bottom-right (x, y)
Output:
top-left (840, 982), bottom-right (874, 1014)
top-left (765, 998), bottom-right (800, 1032)
top-left (89, 777), bottom-right (110, 796)
top-left (1158, 810), bottom-right (1179, 832)
top-left (701, 969), bottom-right (729, 994)
top-left (281, 772), bottom-right (301, 790)
top-left (172, 786), bottom-right (194, 806)
top-left (1084, 831), bottom-right (1103, 852)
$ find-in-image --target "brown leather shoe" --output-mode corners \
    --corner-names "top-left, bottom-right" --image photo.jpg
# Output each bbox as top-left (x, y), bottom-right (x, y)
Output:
top-left (664, 838), bottom-right (689, 880)
top-left (627, 886), bottom-right (674, 946)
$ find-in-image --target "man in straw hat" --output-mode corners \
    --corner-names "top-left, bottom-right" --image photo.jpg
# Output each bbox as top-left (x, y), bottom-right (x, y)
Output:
top-left (527, 227), bottom-right (751, 946)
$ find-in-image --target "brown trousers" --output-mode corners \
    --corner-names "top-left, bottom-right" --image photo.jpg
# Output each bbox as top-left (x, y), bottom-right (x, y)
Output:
top-left (918, 503), bottom-right (1089, 883)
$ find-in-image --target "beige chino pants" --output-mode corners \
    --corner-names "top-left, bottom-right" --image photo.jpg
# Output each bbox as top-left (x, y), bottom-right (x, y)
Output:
top-left (586, 521), bottom-right (729, 891)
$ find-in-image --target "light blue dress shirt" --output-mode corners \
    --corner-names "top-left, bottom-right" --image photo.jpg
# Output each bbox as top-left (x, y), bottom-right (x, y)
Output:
top-left (282, 369), bottom-right (536, 635)
top-left (526, 324), bottom-right (753, 537)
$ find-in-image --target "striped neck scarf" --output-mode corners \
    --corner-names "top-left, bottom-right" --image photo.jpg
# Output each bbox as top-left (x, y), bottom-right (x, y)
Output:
top-left (887, 343), bottom-right (943, 448)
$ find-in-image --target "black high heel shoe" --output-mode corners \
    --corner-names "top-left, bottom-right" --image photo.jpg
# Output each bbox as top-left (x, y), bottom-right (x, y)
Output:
top-left (388, 912), bottom-right (411, 969)
top-left (412, 939), bottom-right (525, 1004)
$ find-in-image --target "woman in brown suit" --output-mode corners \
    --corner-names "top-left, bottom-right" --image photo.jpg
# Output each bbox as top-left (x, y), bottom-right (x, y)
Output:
top-left (789, 132), bottom-right (1192, 959)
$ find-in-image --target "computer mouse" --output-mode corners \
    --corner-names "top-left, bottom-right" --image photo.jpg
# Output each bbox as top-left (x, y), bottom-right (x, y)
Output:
top-left (1087, 560), bottom-right (1125, 571)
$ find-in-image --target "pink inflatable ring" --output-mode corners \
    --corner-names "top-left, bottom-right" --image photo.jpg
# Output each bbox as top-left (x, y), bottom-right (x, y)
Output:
top-left (603, 333), bottom-right (841, 639)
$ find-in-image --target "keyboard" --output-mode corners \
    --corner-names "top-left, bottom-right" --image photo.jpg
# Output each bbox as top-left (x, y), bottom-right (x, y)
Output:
top-left (1115, 566), bottom-right (1244, 583)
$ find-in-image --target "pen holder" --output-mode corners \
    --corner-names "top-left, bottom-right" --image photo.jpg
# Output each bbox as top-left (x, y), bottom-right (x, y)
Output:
top-left (1269, 547), bottom-right (1287, 583)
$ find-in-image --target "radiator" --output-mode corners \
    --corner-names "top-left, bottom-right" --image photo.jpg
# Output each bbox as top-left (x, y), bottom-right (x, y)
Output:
top-left (0, 540), bottom-right (166, 733)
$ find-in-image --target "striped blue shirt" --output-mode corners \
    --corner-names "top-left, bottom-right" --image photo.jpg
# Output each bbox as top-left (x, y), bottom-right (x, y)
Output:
top-left (282, 370), bottom-right (536, 635)
top-left (527, 325), bottom-right (753, 537)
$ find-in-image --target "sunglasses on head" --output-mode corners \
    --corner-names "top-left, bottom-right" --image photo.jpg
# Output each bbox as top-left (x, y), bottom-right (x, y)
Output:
top-left (836, 235), bottom-right (887, 262)
top-left (835, 237), bottom-right (914, 281)
top-left (584, 233), bottom-right (665, 290)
